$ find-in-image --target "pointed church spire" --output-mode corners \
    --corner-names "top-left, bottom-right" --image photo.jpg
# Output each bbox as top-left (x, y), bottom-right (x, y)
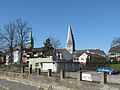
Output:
top-left (66, 24), bottom-right (75, 54)
top-left (28, 29), bottom-right (34, 49)
top-left (30, 29), bottom-right (32, 41)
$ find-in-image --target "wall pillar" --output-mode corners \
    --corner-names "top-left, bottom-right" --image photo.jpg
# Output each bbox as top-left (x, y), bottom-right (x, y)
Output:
top-left (60, 69), bottom-right (65, 79)
top-left (100, 72), bottom-right (107, 84)
top-left (48, 69), bottom-right (52, 77)
top-left (21, 66), bottom-right (25, 73)
top-left (29, 65), bottom-right (32, 74)
top-left (77, 71), bottom-right (82, 81)
top-left (37, 68), bottom-right (41, 76)
top-left (79, 63), bottom-right (81, 70)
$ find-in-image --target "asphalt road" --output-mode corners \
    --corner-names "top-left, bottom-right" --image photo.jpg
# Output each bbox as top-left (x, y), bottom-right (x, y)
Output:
top-left (0, 79), bottom-right (39, 90)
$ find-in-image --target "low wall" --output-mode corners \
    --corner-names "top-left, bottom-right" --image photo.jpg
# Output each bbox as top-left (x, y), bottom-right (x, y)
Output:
top-left (65, 72), bottom-right (120, 84)
top-left (0, 71), bottom-right (120, 90)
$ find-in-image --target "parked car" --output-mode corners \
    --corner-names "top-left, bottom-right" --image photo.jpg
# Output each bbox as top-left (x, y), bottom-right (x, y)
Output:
top-left (97, 67), bottom-right (118, 74)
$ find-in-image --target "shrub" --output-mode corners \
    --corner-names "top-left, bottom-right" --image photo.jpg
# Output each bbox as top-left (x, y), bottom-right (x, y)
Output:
top-left (106, 64), bottom-right (120, 71)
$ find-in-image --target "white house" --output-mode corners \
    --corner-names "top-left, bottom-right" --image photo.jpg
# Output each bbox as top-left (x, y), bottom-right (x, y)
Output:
top-left (13, 50), bottom-right (21, 63)
top-left (72, 49), bottom-right (106, 66)
top-left (78, 53), bottom-right (89, 63)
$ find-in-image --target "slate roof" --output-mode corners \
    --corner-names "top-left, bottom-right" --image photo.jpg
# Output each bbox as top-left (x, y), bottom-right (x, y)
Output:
top-left (108, 46), bottom-right (120, 53)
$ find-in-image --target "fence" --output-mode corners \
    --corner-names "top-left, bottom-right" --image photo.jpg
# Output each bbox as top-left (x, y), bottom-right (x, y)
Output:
top-left (65, 71), bottom-right (120, 84)
top-left (22, 67), bottom-right (120, 85)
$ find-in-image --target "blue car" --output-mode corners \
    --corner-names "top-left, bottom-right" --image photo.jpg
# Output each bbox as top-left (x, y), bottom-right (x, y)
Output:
top-left (97, 67), bottom-right (118, 74)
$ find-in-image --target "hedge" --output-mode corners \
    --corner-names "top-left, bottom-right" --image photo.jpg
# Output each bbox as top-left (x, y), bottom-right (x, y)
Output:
top-left (106, 64), bottom-right (120, 71)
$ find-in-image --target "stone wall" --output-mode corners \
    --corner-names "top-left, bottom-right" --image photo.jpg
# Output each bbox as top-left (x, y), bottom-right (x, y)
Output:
top-left (0, 71), bottom-right (120, 90)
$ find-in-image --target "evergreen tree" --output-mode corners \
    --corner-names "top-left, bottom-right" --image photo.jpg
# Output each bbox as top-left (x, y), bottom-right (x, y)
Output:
top-left (43, 38), bottom-right (53, 57)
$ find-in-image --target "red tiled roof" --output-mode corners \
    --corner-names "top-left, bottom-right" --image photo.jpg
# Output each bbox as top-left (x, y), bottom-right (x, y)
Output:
top-left (56, 49), bottom-right (65, 53)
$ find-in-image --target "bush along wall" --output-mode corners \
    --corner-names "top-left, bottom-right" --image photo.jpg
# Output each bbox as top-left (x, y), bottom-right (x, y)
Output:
top-left (106, 64), bottom-right (120, 71)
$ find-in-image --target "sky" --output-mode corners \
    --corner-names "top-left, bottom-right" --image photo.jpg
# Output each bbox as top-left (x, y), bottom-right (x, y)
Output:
top-left (0, 0), bottom-right (120, 54)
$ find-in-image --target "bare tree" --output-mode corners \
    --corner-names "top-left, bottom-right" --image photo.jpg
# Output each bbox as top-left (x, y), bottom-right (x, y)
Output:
top-left (0, 22), bottom-right (16, 64)
top-left (49, 36), bottom-right (61, 49)
top-left (49, 36), bottom-right (61, 58)
top-left (16, 18), bottom-right (31, 64)
top-left (111, 37), bottom-right (120, 46)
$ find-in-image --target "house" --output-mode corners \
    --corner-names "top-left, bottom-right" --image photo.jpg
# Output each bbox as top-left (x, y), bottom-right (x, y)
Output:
top-left (72, 49), bottom-right (106, 66)
top-left (108, 46), bottom-right (120, 61)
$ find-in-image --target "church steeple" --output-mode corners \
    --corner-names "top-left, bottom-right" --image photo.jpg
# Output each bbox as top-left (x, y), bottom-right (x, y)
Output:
top-left (66, 24), bottom-right (75, 54)
top-left (28, 29), bottom-right (34, 49)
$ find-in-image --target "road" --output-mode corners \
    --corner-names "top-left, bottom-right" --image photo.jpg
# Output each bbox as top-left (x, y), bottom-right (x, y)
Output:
top-left (0, 79), bottom-right (39, 90)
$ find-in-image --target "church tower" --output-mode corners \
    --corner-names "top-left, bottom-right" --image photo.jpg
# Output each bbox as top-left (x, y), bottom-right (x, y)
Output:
top-left (66, 24), bottom-right (75, 54)
top-left (28, 29), bottom-right (34, 49)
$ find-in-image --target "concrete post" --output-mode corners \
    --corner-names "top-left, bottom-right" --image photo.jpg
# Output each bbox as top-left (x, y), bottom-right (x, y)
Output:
top-left (29, 65), bottom-right (32, 74)
top-left (35, 68), bottom-right (37, 72)
top-left (60, 70), bottom-right (65, 79)
top-left (100, 72), bottom-right (107, 84)
top-left (48, 69), bottom-right (52, 77)
top-left (77, 71), bottom-right (82, 81)
top-left (21, 66), bottom-right (25, 73)
top-left (37, 68), bottom-right (41, 76)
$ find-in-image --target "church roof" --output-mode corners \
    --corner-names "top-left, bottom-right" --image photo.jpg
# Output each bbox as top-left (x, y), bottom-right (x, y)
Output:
top-left (28, 29), bottom-right (33, 43)
top-left (66, 24), bottom-right (75, 48)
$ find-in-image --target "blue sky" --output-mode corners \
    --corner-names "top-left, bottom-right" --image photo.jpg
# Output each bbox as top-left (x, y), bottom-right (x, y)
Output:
top-left (0, 0), bottom-right (120, 53)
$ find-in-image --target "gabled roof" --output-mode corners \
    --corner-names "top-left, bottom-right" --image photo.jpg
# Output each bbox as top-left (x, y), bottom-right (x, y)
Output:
top-left (108, 46), bottom-right (120, 53)
top-left (72, 51), bottom-right (90, 57)
top-left (88, 49), bottom-right (106, 55)
top-left (73, 49), bottom-right (106, 57)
